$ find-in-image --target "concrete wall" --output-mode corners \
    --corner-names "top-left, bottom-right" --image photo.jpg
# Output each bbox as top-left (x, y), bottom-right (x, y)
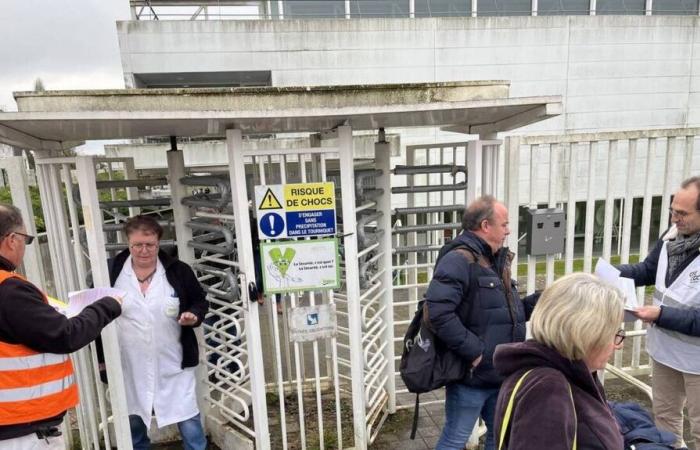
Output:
top-left (118, 15), bottom-right (700, 135)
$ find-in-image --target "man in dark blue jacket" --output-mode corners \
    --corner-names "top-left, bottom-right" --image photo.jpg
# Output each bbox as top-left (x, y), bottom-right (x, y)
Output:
top-left (618, 176), bottom-right (700, 449)
top-left (427, 195), bottom-right (539, 450)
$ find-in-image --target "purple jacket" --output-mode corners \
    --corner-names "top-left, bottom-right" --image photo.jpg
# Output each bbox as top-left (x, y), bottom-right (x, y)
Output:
top-left (493, 341), bottom-right (624, 450)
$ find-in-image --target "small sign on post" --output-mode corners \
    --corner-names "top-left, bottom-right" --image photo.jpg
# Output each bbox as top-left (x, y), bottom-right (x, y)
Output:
top-left (288, 304), bottom-right (337, 342)
top-left (254, 182), bottom-right (336, 239)
top-left (260, 238), bottom-right (339, 294)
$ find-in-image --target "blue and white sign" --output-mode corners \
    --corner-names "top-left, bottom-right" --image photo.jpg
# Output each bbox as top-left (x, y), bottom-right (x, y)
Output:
top-left (260, 212), bottom-right (285, 238)
top-left (255, 182), bottom-right (337, 239)
top-left (286, 210), bottom-right (336, 237)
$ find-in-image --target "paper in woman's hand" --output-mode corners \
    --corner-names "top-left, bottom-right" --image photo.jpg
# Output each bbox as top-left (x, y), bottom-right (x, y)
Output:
top-left (67, 288), bottom-right (126, 318)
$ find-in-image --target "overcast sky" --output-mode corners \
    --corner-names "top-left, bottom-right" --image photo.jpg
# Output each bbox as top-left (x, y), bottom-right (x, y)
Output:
top-left (0, 0), bottom-right (130, 112)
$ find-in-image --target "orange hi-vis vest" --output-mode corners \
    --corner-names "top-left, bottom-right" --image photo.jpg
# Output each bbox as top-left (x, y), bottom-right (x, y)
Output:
top-left (0, 270), bottom-right (78, 426)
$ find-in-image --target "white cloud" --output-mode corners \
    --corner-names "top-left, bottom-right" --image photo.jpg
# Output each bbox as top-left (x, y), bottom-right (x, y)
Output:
top-left (0, 0), bottom-right (130, 111)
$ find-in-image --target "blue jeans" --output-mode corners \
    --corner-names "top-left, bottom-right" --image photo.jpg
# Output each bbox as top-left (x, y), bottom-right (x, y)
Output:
top-left (435, 383), bottom-right (499, 450)
top-left (129, 414), bottom-right (207, 450)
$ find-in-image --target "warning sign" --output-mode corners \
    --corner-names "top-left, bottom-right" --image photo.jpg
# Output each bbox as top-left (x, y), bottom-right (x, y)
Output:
top-left (284, 183), bottom-right (335, 211)
top-left (254, 182), bottom-right (336, 239)
top-left (260, 238), bottom-right (339, 294)
top-left (259, 188), bottom-right (283, 210)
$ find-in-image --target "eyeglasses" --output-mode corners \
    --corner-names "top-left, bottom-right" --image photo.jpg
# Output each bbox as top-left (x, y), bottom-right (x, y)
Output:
top-left (669, 207), bottom-right (698, 219)
top-left (614, 329), bottom-right (626, 346)
top-left (129, 242), bottom-right (158, 251)
top-left (12, 232), bottom-right (35, 245)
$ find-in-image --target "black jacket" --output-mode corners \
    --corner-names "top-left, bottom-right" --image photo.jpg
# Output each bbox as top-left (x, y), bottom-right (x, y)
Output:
top-left (424, 231), bottom-right (538, 387)
top-left (618, 233), bottom-right (700, 337)
top-left (0, 255), bottom-right (121, 440)
top-left (494, 341), bottom-right (624, 450)
top-left (109, 249), bottom-right (208, 369)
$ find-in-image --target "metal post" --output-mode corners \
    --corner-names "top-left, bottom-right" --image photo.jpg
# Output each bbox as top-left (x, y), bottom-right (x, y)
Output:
top-left (466, 141), bottom-right (483, 204)
top-left (589, 0), bottom-right (596, 15)
top-left (375, 138), bottom-right (396, 414)
top-left (74, 156), bottom-right (133, 450)
top-left (339, 125), bottom-right (368, 450)
top-left (3, 157), bottom-right (45, 288)
top-left (123, 158), bottom-right (141, 218)
top-left (504, 137), bottom-right (521, 279)
top-left (166, 140), bottom-right (194, 265)
top-left (225, 129), bottom-right (270, 449)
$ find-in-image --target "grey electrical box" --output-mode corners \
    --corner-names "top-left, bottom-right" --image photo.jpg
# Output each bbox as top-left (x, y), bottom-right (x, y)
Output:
top-left (526, 208), bottom-right (566, 256)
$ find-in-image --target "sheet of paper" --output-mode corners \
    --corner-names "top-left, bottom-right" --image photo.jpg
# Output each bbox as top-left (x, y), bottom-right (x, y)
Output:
top-left (595, 258), bottom-right (640, 322)
top-left (594, 258), bottom-right (621, 284)
top-left (67, 287), bottom-right (124, 318)
top-left (617, 277), bottom-right (639, 311)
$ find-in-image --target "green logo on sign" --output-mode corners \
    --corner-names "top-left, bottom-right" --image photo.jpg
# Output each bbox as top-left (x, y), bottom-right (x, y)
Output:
top-left (268, 247), bottom-right (296, 276)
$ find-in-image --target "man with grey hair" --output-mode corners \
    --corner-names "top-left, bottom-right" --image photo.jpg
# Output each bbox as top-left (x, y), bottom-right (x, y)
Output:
top-left (0, 204), bottom-right (122, 449)
top-left (425, 195), bottom-right (540, 450)
top-left (618, 176), bottom-right (700, 448)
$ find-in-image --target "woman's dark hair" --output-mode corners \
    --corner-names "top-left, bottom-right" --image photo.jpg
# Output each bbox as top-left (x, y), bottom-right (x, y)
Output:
top-left (124, 215), bottom-right (163, 239)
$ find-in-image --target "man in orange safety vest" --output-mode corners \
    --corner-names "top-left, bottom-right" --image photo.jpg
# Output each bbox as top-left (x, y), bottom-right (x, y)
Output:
top-left (0, 204), bottom-right (122, 449)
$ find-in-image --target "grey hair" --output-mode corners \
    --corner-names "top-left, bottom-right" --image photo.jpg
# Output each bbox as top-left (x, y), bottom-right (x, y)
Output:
top-left (0, 204), bottom-right (24, 241)
top-left (680, 176), bottom-right (700, 211)
top-left (461, 195), bottom-right (497, 231)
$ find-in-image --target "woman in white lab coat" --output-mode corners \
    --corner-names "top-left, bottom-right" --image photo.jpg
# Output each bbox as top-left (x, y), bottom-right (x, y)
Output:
top-left (108, 215), bottom-right (208, 450)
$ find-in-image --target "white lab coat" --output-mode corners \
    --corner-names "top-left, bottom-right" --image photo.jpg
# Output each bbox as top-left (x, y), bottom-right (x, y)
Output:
top-left (114, 256), bottom-right (199, 428)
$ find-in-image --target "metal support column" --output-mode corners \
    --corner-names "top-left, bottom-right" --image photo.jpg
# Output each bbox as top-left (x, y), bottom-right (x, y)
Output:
top-left (375, 137), bottom-right (396, 414)
top-left (75, 156), bottom-right (133, 450)
top-left (339, 125), bottom-right (368, 450)
top-left (167, 140), bottom-right (194, 265)
top-left (2, 156), bottom-right (45, 288)
top-left (466, 141), bottom-right (483, 205)
top-left (225, 129), bottom-right (270, 450)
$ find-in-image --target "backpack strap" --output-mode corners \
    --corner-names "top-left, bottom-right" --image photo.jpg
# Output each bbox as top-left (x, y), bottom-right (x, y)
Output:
top-left (498, 369), bottom-right (577, 450)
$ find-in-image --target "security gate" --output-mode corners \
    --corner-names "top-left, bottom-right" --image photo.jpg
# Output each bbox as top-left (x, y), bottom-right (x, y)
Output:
top-left (196, 127), bottom-right (394, 450)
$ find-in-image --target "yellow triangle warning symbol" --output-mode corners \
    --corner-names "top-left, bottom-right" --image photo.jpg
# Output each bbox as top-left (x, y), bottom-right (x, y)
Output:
top-left (259, 188), bottom-right (283, 210)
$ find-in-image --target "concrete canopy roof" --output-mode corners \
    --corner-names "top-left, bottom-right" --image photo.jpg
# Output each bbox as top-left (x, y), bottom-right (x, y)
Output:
top-left (0, 81), bottom-right (562, 151)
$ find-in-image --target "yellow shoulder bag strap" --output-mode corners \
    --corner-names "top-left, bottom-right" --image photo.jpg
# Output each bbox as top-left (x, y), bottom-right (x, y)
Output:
top-left (497, 369), bottom-right (577, 450)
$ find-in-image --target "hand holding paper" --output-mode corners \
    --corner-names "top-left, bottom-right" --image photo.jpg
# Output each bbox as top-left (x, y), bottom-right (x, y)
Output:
top-left (631, 305), bottom-right (661, 323)
top-left (67, 287), bottom-right (126, 318)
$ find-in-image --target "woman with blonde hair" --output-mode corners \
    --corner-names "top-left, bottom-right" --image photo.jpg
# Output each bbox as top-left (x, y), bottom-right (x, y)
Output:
top-left (493, 272), bottom-right (625, 450)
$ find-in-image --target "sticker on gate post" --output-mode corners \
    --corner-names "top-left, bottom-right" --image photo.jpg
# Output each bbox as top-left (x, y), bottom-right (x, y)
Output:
top-left (288, 304), bottom-right (337, 342)
top-left (254, 182), bottom-right (336, 239)
top-left (260, 238), bottom-right (339, 294)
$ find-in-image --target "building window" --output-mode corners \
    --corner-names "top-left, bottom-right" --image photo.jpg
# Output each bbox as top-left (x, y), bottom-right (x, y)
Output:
top-left (538, 0), bottom-right (589, 15)
top-left (284, 1), bottom-right (345, 18)
top-left (595, 0), bottom-right (646, 14)
top-left (415, 0), bottom-right (472, 17)
top-left (350, 0), bottom-right (411, 17)
top-left (653, 0), bottom-right (698, 15)
top-left (477, 0), bottom-right (531, 16)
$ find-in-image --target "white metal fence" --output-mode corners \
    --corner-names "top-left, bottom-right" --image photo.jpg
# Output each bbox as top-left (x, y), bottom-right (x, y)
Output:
top-left (390, 127), bottom-right (700, 418)
top-left (12, 125), bottom-right (700, 449)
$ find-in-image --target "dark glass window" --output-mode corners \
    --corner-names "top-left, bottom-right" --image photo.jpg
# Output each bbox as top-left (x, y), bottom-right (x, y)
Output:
top-left (596, 0), bottom-right (645, 14)
top-left (538, 0), bottom-right (589, 15)
top-left (284, 1), bottom-right (345, 18)
top-left (415, 0), bottom-right (472, 17)
top-left (350, 0), bottom-right (410, 17)
top-left (653, 0), bottom-right (698, 15)
top-left (477, 0), bottom-right (531, 16)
